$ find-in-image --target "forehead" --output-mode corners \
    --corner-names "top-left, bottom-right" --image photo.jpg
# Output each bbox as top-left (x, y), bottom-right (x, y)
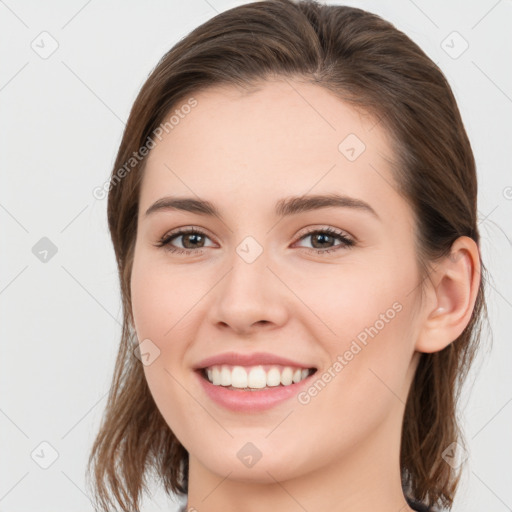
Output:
top-left (140, 79), bottom-right (403, 220)
top-left (148, 79), bottom-right (392, 162)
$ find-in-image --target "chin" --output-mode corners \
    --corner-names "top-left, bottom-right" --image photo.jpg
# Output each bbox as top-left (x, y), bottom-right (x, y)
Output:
top-left (197, 446), bottom-right (311, 484)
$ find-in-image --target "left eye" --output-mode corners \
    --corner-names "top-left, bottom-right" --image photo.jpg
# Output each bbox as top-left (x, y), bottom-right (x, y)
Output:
top-left (293, 227), bottom-right (355, 253)
top-left (155, 226), bottom-right (355, 255)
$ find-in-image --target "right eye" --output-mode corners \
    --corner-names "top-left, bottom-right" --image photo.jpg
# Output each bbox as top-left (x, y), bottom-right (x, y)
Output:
top-left (155, 227), bottom-right (216, 255)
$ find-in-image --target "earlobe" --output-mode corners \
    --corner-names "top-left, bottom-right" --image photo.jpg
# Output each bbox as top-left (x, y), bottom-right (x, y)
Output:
top-left (415, 236), bottom-right (481, 354)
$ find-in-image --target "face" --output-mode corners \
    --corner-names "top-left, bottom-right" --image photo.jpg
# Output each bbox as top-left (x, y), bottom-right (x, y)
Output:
top-left (130, 79), bottom-right (423, 484)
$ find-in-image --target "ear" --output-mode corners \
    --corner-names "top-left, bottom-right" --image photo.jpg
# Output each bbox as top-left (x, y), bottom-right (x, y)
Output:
top-left (415, 236), bottom-right (481, 353)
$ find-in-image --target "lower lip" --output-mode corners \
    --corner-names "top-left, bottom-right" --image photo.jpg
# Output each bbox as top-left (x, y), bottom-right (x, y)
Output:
top-left (195, 370), bottom-right (316, 412)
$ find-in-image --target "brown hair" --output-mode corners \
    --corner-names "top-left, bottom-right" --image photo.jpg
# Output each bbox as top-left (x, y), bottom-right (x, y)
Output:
top-left (86, 1), bottom-right (488, 510)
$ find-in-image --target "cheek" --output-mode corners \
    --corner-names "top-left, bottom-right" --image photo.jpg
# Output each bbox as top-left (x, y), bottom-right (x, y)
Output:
top-left (130, 253), bottom-right (204, 442)
top-left (288, 258), bottom-right (411, 340)
top-left (291, 301), bottom-right (417, 462)
top-left (289, 257), bottom-right (418, 403)
top-left (130, 251), bottom-right (195, 340)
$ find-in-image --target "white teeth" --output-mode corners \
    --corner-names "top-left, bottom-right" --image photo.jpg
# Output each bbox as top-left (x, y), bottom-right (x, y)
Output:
top-left (203, 364), bottom-right (313, 389)
top-left (248, 367), bottom-right (267, 388)
top-left (220, 366), bottom-right (231, 386)
top-left (266, 367), bottom-right (281, 387)
top-left (280, 367), bottom-right (293, 386)
top-left (232, 366), bottom-right (247, 388)
top-left (211, 366), bottom-right (221, 385)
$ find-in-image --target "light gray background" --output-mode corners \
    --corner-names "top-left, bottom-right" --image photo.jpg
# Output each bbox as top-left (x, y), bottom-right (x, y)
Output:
top-left (1, 1), bottom-right (511, 511)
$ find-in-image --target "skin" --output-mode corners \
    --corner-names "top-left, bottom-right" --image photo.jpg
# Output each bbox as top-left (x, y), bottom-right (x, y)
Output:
top-left (130, 79), bottom-right (481, 512)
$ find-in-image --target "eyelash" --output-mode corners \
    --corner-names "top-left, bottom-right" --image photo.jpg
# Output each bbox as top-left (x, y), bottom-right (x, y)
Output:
top-left (154, 226), bottom-right (355, 256)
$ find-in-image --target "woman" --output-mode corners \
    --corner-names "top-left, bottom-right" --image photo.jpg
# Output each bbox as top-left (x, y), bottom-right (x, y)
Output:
top-left (87, 1), bottom-right (487, 511)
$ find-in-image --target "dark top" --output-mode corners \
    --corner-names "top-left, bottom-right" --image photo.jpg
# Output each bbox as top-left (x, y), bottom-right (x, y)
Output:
top-left (178, 496), bottom-right (432, 511)
top-left (406, 496), bottom-right (431, 511)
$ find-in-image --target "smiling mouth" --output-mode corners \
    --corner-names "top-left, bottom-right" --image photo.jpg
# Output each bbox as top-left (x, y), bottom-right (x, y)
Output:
top-left (197, 365), bottom-right (317, 391)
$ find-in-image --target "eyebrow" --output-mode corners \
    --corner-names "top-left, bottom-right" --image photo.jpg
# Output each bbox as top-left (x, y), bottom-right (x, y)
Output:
top-left (144, 193), bottom-right (380, 221)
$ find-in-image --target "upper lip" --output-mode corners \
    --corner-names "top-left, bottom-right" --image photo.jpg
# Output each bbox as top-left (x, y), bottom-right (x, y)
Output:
top-left (194, 352), bottom-right (316, 370)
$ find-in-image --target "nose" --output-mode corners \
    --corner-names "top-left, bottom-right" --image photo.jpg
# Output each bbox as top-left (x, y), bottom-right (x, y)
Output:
top-left (207, 248), bottom-right (290, 335)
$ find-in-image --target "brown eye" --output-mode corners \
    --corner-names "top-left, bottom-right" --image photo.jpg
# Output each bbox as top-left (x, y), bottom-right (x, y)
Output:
top-left (156, 227), bottom-right (215, 254)
top-left (295, 227), bottom-right (355, 255)
top-left (177, 232), bottom-right (206, 249)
